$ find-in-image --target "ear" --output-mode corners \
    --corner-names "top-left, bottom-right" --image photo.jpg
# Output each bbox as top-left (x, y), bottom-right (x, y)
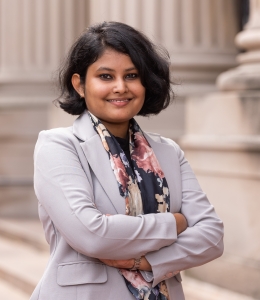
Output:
top-left (71, 73), bottom-right (84, 97)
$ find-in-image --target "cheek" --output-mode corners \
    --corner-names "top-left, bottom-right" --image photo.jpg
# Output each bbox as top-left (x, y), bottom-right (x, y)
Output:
top-left (138, 85), bottom-right (146, 98)
top-left (132, 84), bottom-right (145, 98)
top-left (138, 87), bottom-right (146, 103)
top-left (86, 79), bottom-right (110, 98)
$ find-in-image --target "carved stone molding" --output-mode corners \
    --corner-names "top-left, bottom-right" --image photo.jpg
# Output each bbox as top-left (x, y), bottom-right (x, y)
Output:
top-left (89, 0), bottom-right (239, 91)
top-left (0, 0), bottom-right (88, 83)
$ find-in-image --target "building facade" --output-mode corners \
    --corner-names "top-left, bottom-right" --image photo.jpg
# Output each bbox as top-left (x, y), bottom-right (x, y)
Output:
top-left (1, 0), bottom-right (260, 298)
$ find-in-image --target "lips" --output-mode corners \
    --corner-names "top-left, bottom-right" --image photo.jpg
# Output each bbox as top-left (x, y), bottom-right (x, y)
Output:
top-left (107, 98), bottom-right (131, 102)
top-left (106, 98), bottom-right (132, 107)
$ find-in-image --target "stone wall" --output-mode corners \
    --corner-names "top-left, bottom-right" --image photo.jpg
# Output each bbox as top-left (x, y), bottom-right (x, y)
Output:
top-left (180, 1), bottom-right (260, 297)
top-left (0, 0), bottom-right (88, 217)
top-left (2, 0), bottom-right (259, 298)
top-left (0, 0), bottom-right (239, 217)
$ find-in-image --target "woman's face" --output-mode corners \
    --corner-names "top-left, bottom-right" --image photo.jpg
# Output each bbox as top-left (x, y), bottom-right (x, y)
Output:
top-left (72, 48), bottom-right (145, 136)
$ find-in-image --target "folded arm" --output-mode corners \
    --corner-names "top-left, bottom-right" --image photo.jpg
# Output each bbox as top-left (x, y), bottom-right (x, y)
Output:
top-left (100, 212), bottom-right (187, 270)
top-left (34, 130), bottom-right (177, 260)
top-left (100, 139), bottom-right (224, 286)
top-left (145, 139), bottom-right (224, 286)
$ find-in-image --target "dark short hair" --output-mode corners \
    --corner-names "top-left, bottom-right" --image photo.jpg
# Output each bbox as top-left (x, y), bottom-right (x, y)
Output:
top-left (57, 21), bottom-right (173, 116)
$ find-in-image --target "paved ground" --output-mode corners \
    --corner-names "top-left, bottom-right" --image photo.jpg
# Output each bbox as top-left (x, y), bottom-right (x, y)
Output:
top-left (0, 218), bottom-right (256, 300)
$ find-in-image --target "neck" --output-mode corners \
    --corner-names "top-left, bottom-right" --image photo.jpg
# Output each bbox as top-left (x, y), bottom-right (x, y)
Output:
top-left (101, 120), bottom-right (129, 139)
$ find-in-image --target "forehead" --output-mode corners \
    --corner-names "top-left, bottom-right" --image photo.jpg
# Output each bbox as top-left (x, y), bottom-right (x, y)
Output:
top-left (91, 49), bottom-right (135, 69)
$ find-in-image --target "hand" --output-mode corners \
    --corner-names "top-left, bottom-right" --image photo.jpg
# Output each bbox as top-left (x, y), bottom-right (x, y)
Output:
top-left (173, 213), bottom-right (188, 235)
top-left (99, 258), bottom-right (134, 269)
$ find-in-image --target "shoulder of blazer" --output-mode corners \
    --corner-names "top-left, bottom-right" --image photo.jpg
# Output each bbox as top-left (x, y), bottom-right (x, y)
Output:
top-left (38, 126), bottom-right (87, 144)
top-left (39, 126), bottom-right (73, 137)
top-left (35, 127), bottom-right (83, 156)
top-left (144, 131), bottom-right (180, 151)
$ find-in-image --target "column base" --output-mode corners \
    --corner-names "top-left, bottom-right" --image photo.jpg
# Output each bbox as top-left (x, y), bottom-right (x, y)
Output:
top-left (217, 63), bottom-right (260, 91)
top-left (179, 90), bottom-right (260, 298)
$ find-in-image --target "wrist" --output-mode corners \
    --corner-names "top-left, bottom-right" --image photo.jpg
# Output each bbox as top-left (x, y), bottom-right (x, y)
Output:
top-left (174, 213), bottom-right (187, 235)
top-left (129, 257), bottom-right (142, 271)
top-left (140, 256), bottom-right (152, 271)
top-left (129, 259), bottom-right (135, 269)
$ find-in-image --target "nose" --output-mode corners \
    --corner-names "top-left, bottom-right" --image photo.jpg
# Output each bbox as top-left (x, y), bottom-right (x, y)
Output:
top-left (113, 78), bottom-right (128, 94)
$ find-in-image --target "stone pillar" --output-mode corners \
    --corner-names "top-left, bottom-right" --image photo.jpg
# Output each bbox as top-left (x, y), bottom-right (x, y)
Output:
top-left (90, 0), bottom-right (239, 89)
top-left (0, 0), bottom-right (88, 217)
top-left (89, 0), bottom-right (239, 139)
top-left (180, 0), bottom-right (260, 297)
top-left (217, 0), bottom-right (260, 90)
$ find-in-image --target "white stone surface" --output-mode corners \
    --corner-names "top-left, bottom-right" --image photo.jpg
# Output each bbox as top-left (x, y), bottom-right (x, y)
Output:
top-left (0, 0), bottom-right (89, 217)
top-left (183, 274), bottom-right (256, 300)
top-left (89, 0), bottom-right (239, 88)
top-left (180, 90), bottom-right (260, 298)
top-left (0, 279), bottom-right (29, 300)
top-left (0, 235), bottom-right (49, 294)
top-left (217, 0), bottom-right (260, 91)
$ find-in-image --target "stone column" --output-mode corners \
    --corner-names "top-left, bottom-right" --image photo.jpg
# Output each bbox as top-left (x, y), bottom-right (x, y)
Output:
top-left (89, 0), bottom-right (239, 139)
top-left (217, 0), bottom-right (260, 90)
top-left (180, 0), bottom-right (260, 297)
top-left (0, 0), bottom-right (88, 217)
top-left (90, 0), bottom-right (239, 89)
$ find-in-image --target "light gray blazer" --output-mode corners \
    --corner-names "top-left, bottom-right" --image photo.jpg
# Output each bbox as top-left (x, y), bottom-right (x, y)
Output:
top-left (31, 111), bottom-right (224, 300)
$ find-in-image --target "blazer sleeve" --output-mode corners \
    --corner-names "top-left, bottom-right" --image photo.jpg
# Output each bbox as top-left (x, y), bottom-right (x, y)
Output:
top-left (34, 129), bottom-right (177, 260)
top-left (145, 139), bottom-right (224, 287)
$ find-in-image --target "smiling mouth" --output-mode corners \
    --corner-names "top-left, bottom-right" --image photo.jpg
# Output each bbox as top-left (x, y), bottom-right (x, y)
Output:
top-left (107, 98), bottom-right (132, 102)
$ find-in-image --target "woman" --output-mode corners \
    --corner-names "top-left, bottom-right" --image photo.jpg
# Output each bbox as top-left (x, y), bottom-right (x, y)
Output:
top-left (31, 21), bottom-right (224, 300)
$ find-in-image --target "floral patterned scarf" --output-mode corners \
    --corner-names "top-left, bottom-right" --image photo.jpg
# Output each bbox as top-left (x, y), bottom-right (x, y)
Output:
top-left (89, 112), bottom-right (170, 300)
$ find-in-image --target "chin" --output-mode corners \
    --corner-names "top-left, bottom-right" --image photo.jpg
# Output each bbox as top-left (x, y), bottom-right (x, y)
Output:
top-left (106, 115), bottom-right (134, 123)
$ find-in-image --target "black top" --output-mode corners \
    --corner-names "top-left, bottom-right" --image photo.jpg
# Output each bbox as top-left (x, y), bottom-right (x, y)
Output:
top-left (114, 136), bottom-right (133, 169)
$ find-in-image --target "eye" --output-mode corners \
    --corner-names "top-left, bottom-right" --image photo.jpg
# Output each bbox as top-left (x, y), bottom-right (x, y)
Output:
top-left (125, 73), bottom-right (138, 79)
top-left (99, 74), bottom-right (112, 80)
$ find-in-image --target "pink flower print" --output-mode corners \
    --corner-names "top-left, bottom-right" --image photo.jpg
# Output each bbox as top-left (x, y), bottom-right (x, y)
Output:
top-left (119, 269), bottom-right (152, 290)
top-left (111, 154), bottom-right (129, 192)
top-left (132, 132), bottom-right (165, 179)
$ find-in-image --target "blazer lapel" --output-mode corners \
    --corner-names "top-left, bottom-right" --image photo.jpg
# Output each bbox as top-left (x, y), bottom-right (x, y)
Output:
top-left (72, 112), bottom-right (180, 214)
top-left (73, 111), bottom-right (125, 214)
top-left (145, 133), bottom-right (181, 212)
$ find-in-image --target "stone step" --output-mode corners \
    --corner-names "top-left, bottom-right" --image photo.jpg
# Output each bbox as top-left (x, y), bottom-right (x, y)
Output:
top-left (0, 235), bottom-right (49, 295)
top-left (0, 219), bottom-right (48, 251)
top-left (182, 274), bottom-right (256, 300)
top-left (0, 278), bottom-right (29, 300)
top-left (0, 218), bottom-right (257, 299)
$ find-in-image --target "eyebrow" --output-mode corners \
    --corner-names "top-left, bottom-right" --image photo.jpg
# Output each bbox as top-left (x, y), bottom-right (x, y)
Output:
top-left (96, 66), bottom-right (137, 72)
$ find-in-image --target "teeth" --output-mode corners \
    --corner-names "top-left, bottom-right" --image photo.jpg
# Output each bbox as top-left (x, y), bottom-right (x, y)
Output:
top-left (109, 99), bottom-right (129, 102)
